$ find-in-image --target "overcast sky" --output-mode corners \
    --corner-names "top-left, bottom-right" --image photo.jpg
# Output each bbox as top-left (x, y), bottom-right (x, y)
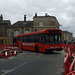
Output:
top-left (0, 0), bottom-right (75, 36)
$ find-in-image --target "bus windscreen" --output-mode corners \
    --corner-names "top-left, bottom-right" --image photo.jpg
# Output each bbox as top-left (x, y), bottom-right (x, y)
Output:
top-left (41, 34), bottom-right (61, 44)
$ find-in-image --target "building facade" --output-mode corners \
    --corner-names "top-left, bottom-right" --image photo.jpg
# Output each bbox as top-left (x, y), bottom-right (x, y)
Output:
top-left (0, 14), bottom-right (11, 44)
top-left (62, 31), bottom-right (73, 43)
top-left (7, 13), bottom-right (60, 44)
top-left (33, 13), bottom-right (59, 32)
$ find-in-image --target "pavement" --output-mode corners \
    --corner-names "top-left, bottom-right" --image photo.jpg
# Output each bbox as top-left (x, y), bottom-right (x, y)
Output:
top-left (0, 50), bottom-right (65, 75)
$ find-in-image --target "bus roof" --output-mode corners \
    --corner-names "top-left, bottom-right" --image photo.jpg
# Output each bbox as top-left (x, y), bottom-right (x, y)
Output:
top-left (17, 29), bottom-right (62, 37)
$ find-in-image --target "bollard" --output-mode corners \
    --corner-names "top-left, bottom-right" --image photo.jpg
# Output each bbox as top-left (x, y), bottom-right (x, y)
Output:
top-left (64, 55), bottom-right (66, 63)
top-left (67, 71), bottom-right (75, 75)
top-left (68, 48), bottom-right (72, 58)
top-left (64, 53), bottom-right (70, 75)
top-left (5, 50), bottom-right (8, 58)
top-left (69, 57), bottom-right (75, 73)
top-left (63, 44), bottom-right (75, 75)
top-left (14, 50), bottom-right (17, 56)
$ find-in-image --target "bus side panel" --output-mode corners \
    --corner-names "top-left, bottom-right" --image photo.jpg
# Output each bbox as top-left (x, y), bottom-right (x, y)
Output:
top-left (45, 44), bottom-right (62, 52)
top-left (56, 44), bottom-right (62, 51)
top-left (23, 45), bottom-right (35, 51)
top-left (22, 42), bottom-right (35, 51)
top-left (35, 43), bottom-right (45, 52)
top-left (22, 43), bottom-right (45, 52)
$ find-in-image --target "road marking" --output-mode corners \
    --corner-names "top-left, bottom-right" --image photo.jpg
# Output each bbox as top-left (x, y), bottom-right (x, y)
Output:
top-left (30, 53), bottom-right (36, 54)
top-left (1, 70), bottom-right (10, 73)
top-left (1, 61), bottom-right (28, 75)
top-left (36, 54), bottom-right (43, 58)
top-left (9, 56), bottom-right (15, 59)
top-left (17, 53), bottom-right (28, 56)
top-left (21, 53), bottom-right (28, 54)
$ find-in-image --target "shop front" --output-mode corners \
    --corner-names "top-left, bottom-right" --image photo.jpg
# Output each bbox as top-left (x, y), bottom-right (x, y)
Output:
top-left (0, 37), bottom-right (7, 44)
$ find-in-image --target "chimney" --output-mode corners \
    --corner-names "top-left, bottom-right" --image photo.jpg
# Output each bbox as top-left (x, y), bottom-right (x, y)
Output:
top-left (35, 13), bottom-right (37, 17)
top-left (24, 15), bottom-right (26, 22)
top-left (0, 14), bottom-right (3, 21)
top-left (45, 13), bottom-right (48, 16)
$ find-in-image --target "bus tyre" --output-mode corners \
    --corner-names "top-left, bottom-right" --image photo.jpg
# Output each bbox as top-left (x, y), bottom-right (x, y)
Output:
top-left (45, 50), bottom-right (53, 54)
top-left (35, 45), bottom-right (39, 52)
top-left (50, 51), bottom-right (53, 54)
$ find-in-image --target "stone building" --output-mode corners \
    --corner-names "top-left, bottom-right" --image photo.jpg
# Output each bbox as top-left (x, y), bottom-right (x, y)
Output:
top-left (33, 13), bottom-right (59, 32)
top-left (62, 31), bottom-right (73, 42)
top-left (0, 14), bottom-right (11, 44)
top-left (7, 13), bottom-right (60, 44)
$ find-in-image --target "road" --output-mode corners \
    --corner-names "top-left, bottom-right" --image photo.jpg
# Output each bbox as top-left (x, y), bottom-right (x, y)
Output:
top-left (0, 50), bottom-right (64, 75)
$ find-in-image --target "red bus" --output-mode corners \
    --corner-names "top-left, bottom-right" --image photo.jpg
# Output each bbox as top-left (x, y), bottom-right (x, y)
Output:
top-left (17, 29), bottom-right (62, 53)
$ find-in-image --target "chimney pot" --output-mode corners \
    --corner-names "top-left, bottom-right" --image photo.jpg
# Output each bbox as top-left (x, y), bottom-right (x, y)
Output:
top-left (0, 14), bottom-right (3, 21)
top-left (45, 13), bottom-right (48, 16)
top-left (24, 15), bottom-right (26, 21)
top-left (35, 13), bottom-right (37, 17)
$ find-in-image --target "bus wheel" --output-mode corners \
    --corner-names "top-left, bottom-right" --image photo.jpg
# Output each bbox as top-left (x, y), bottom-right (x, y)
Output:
top-left (50, 51), bottom-right (53, 54)
top-left (35, 45), bottom-right (39, 52)
top-left (45, 50), bottom-right (53, 54)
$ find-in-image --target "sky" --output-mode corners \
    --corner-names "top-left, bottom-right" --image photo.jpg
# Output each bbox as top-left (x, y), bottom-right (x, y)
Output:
top-left (0, 0), bottom-right (75, 36)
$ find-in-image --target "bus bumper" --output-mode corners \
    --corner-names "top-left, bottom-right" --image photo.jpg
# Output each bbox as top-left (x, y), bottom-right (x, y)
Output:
top-left (56, 48), bottom-right (62, 51)
top-left (45, 48), bottom-right (62, 52)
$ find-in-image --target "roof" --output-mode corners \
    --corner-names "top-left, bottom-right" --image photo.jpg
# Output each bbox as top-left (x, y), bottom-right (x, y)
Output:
top-left (0, 20), bottom-right (11, 24)
top-left (62, 31), bottom-right (73, 34)
top-left (33, 15), bottom-right (60, 26)
top-left (33, 15), bottom-right (56, 19)
top-left (9, 21), bottom-right (33, 28)
top-left (17, 29), bottom-right (62, 37)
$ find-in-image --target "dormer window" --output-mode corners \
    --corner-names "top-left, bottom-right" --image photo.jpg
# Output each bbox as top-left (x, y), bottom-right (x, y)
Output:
top-left (39, 22), bottom-right (43, 27)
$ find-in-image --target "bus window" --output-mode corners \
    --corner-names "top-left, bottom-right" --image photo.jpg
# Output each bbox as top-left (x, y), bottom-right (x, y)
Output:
top-left (22, 36), bottom-right (26, 42)
top-left (45, 34), bottom-right (54, 44)
top-left (50, 35), bottom-right (54, 44)
top-left (39, 34), bottom-right (46, 44)
top-left (45, 34), bottom-right (62, 44)
top-left (34, 35), bottom-right (39, 42)
top-left (17, 36), bottom-right (23, 42)
top-left (17, 37), bottom-right (21, 41)
top-left (31, 35), bottom-right (34, 42)
top-left (57, 34), bottom-right (61, 43)
top-left (26, 35), bottom-right (30, 42)
top-left (22, 36), bottom-right (24, 42)
top-left (41, 37), bottom-right (45, 44)
top-left (55, 35), bottom-right (58, 44)
top-left (54, 34), bottom-right (62, 44)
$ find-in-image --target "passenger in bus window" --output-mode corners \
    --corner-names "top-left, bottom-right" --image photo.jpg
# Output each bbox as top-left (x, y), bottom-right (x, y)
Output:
top-left (41, 37), bottom-right (46, 44)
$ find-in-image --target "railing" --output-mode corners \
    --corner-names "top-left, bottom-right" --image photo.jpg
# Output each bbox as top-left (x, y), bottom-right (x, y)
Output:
top-left (62, 44), bottom-right (75, 75)
top-left (0, 44), bottom-right (18, 58)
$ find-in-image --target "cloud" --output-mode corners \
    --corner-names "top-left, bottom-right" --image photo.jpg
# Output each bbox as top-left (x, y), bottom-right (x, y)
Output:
top-left (0, 0), bottom-right (75, 36)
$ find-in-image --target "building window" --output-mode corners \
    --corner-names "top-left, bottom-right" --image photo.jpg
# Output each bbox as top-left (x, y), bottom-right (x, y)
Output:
top-left (14, 29), bottom-right (20, 37)
top-left (24, 29), bottom-right (30, 34)
top-left (39, 22), bottom-right (43, 27)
